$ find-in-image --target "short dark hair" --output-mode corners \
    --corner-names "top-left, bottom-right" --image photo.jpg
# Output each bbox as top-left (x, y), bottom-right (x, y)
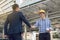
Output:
top-left (12, 4), bottom-right (19, 11)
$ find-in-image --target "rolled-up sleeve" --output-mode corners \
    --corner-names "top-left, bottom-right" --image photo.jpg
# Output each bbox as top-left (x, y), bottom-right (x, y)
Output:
top-left (34, 20), bottom-right (39, 28)
top-left (49, 20), bottom-right (52, 30)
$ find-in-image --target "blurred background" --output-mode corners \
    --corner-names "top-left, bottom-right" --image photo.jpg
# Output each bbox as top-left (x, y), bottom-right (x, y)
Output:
top-left (0, 0), bottom-right (60, 40)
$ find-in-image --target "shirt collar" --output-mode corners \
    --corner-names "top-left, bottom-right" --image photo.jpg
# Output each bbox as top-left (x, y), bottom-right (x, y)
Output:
top-left (40, 17), bottom-right (48, 21)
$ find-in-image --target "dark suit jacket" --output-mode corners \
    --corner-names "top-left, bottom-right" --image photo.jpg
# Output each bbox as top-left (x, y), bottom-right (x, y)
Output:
top-left (4, 11), bottom-right (31, 35)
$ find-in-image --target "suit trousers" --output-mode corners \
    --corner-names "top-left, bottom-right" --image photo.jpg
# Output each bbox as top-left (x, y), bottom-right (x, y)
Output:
top-left (39, 33), bottom-right (50, 40)
top-left (8, 33), bottom-right (22, 40)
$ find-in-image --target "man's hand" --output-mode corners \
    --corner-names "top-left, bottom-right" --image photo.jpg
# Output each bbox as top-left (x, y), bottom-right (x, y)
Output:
top-left (47, 29), bottom-right (51, 32)
top-left (46, 27), bottom-right (52, 32)
top-left (4, 35), bottom-right (8, 38)
top-left (31, 25), bottom-right (36, 29)
top-left (46, 28), bottom-right (51, 32)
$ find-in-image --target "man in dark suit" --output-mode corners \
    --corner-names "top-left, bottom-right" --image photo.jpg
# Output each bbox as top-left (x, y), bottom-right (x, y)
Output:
top-left (4, 4), bottom-right (31, 40)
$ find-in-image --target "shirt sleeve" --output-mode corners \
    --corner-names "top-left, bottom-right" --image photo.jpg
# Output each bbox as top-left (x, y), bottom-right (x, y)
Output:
top-left (34, 20), bottom-right (39, 28)
top-left (20, 12), bottom-right (31, 28)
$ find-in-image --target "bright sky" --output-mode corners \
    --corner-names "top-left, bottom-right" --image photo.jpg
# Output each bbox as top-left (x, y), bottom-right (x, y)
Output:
top-left (16, 0), bottom-right (24, 7)
top-left (16, 0), bottom-right (41, 7)
top-left (0, 0), bottom-right (41, 14)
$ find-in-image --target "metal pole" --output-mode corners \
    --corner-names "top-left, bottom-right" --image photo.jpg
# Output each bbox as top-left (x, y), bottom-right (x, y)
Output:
top-left (2, 28), bottom-right (4, 40)
top-left (24, 25), bottom-right (27, 40)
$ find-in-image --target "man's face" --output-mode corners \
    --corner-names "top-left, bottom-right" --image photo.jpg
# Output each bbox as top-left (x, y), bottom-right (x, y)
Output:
top-left (39, 12), bottom-right (45, 18)
top-left (16, 7), bottom-right (20, 11)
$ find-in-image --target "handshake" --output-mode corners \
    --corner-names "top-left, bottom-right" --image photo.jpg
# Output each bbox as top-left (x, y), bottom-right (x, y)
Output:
top-left (31, 25), bottom-right (36, 29)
